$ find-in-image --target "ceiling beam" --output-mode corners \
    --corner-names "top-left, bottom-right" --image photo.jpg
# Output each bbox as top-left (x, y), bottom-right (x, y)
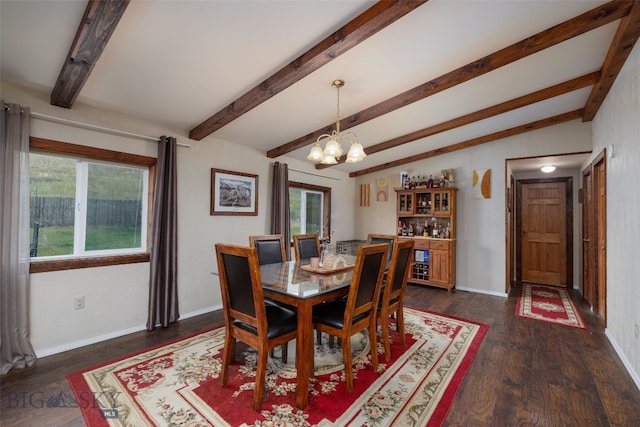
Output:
top-left (50, 0), bottom-right (130, 108)
top-left (349, 109), bottom-right (584, 178)
top-left (188, 0), bottom-right (428, 141)
top-left (316, 71), bottom-right (599, 169)
top-left (583, 0), bottom-right (640, 121)
top-left (267, 0), bottom-right (632, 159)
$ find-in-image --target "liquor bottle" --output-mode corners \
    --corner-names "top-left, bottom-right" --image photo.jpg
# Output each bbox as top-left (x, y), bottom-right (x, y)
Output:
top-left (423, 221), bottom-right (429, 237)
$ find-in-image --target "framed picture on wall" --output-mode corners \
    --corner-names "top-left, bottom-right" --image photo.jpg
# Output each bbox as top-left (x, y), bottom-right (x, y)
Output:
top-left (210, 168), bottom-right (258, 215)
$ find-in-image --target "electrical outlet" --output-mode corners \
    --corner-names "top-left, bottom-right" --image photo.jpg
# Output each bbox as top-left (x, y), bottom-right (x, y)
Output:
top-left (635, 322), bottom-right (640, 339)
top-left (74, 296), bottom-right (85, 310)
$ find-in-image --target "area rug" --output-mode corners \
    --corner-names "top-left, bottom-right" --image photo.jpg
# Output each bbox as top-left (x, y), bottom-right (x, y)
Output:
top-left (516, 283), bottom-right (587, 330)
top-left (67, 307), bottom-right (488, 426)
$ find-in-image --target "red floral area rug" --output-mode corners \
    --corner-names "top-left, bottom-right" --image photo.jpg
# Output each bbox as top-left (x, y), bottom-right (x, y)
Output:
top-left (67, 307), bottom-right (487, 426)
top-left (516, 283), bottom-right (588, 330)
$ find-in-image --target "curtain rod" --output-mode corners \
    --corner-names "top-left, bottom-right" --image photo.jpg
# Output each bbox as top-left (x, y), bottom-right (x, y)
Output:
top-left (29, 111), bottom-right (191, 147)
top-left (273, 163), bottom-right (341, 181)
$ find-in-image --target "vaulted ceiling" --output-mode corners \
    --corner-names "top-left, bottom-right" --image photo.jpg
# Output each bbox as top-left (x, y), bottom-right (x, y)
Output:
top-left (2, 1), bottom-right (639, 177)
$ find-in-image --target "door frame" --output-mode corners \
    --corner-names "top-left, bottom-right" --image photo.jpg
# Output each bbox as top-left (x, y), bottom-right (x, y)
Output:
top-left (581, 164), bottom-right (594, 306)
top-left (592, 149), bottom-right (607, 324)
top-left (515, 177), bottom-right (573, 288)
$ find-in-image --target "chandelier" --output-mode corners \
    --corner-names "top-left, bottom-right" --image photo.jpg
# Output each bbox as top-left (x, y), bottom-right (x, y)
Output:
top-left (307, 79), bottom-right (366, 164)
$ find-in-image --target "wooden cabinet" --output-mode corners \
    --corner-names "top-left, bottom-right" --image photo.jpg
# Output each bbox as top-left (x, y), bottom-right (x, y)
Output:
top-left (396, 187), bottom-right (457, 292)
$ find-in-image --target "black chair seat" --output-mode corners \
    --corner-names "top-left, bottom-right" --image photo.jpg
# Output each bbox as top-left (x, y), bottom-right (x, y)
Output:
top-left (313, 299), bottom-right (368, 329)
top-left (234, 304), bottom-right (297, 339)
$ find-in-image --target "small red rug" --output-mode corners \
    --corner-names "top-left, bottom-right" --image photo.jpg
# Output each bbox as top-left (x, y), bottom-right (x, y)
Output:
top-left (67, 307), bottom-right (487, 426)
top-left (516, 283), bottom-right (587, 330)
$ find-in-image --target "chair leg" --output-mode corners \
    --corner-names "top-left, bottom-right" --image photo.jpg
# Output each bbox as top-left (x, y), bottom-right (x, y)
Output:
top-left (316, 329), bottom-right (322, 345)
top-left (281, 343), bottom-right (288, 364)
top-left (342, 333), bottom-right (353, 392)
top-left (368, 320), bottom-right (379, 373)
top-left (253, 348), bottom-right (269, 411)
top-left (397, 308), bottom-right (406, 346)
top-left (221, 334), bottom-right (236, 386)
top-left (380, 315), bottom-right (391, 361)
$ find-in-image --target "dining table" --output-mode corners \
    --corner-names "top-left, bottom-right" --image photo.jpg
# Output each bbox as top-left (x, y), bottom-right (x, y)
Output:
top-left (259, 255), bottom-right (356, 409)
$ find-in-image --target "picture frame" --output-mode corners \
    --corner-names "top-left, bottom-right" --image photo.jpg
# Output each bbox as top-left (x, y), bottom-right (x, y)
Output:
top-left (210, 168), bottom-right (258, 216)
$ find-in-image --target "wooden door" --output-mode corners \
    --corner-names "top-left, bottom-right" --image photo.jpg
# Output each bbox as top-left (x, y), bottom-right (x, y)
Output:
top-left (519, 180), bottom-right (570, 286)
top-left (582, 167), bottom-right (594, 306)
top-left (594, 156), bottom-right (607, 321)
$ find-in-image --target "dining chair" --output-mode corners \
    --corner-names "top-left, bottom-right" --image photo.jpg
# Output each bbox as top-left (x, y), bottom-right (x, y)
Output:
top-left (293, 233), bottom-right (321, 262)
top-left (215, 243), bottom-right (298, 411)
top-left (377, 238), bottom-right (414, 361)
top-left (312, 243), bottom-right (389, 392)
top-left (249, 234), bottom-right (287, 264)
top-left (367, 233), bottom-right (397, 263)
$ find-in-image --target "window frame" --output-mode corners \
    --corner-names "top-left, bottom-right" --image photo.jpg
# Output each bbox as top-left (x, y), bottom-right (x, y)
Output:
top-left (29, 137), bottom-right (157, 273)
top-left (289, 181), bottom-right (331, 242)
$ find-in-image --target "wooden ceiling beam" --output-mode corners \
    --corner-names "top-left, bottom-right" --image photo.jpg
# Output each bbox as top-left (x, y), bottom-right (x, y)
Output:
top-left (583, 0), bottom-right (640, 121)
top-left (349, 109), bottom-right (584, 178)
top-left (317, 71), bottom-right (599, 169)
top-left (188, 0), bottom-right (428, 141)
top-left (268, 0), bottom-right (631, 159)
top-left (50, 0), bottom-right (130, 108)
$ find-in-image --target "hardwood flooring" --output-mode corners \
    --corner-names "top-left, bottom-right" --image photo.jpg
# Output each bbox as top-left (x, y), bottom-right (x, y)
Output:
top-left (1, 284), bottom-right (639, 426)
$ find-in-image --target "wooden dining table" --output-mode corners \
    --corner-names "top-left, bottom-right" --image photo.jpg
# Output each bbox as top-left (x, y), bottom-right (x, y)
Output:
top-left (259, 256), bottom-right (356, 409)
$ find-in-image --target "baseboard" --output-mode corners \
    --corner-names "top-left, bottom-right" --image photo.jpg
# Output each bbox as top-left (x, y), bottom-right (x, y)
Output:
top-left (36, 324), bottom-right (147, 358)
top-left (36, 304), bottom-right (223, 358)
top-left (455, 285), bottom-right (508, 298)
top-left (605, 329), bottom-right (640, 392)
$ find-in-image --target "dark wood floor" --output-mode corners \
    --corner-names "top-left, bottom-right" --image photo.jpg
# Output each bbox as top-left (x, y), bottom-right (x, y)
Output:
top-left (2, 284), bottom-right (639, 426)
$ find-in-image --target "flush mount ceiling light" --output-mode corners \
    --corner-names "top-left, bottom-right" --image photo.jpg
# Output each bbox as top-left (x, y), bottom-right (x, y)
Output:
top-left (541, 164), bottom-right (556, 173)
top-left (307, 79), bottom-right (366, 164)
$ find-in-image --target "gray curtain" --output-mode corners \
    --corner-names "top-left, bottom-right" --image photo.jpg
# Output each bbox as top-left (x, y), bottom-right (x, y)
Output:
top-left (1, 101), bottom-right (36, 374)
top-left (147, 136), bottom-right (179, 330)
top-left (270, 162), bottom-right (290, 260)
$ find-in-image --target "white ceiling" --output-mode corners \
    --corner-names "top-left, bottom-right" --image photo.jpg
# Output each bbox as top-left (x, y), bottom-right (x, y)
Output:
top-left (1, 0), bottom-right (625, 175)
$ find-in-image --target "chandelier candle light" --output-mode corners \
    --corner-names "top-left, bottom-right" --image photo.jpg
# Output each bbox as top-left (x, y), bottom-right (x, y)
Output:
top-left (307, 79), bottom-right (366, 164)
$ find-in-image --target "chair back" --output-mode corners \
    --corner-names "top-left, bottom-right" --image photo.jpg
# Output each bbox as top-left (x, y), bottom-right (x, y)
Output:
top-left (249, 234), bottom-right (287, 265)
top-left (215, 243), bottom-right (265, 332)
top-left (293, 233), bottom-right (320, 262)
top-left (345, 243), bottom-right (389, 321)
top-left (367, 233), bottom-right (397, 262)
top-left (382, 239), bottom-right (414, 306)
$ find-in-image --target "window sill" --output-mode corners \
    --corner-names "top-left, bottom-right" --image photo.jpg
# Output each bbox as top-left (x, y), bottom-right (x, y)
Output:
top-left (30, 253), bottom-right (150, 274)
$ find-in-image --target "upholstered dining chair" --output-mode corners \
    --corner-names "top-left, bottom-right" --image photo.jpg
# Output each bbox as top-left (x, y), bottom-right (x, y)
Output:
top-left (248, 234), bottom-right (294, 361)
top-left (367, 233), bottom-right (398, 263)
top-left (215, 243), bottom-right (298, 411)
top-left (249, 234), bottom-right (287, 264)
top-left (312, 243), bottom-right (389, 392)
top-left (377, 238), bottom-right (414, 361)
top-left (293, 233), bottom-right (321, 262)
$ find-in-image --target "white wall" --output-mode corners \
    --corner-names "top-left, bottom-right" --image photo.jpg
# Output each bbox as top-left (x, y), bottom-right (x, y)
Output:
top-left (591, 42), bottom-right (640, 386)
top-left (2, 81), bottom-right (355, 356)
top-left (354, 120), bottom-right (593, 297)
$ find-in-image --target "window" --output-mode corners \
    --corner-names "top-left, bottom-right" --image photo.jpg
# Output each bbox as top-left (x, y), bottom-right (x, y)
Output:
top-left (29, 137), bottom-right (156, 271)
top-left (289, 181), bottom-right (331, 238)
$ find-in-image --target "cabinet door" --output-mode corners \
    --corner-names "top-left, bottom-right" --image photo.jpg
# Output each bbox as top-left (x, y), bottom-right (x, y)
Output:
top-left (397, 192), bottom-right (414, 215)
top-left (433, 190), bottom-right (450, 213)
top-left (429, 249), bottom-right (449, 283)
